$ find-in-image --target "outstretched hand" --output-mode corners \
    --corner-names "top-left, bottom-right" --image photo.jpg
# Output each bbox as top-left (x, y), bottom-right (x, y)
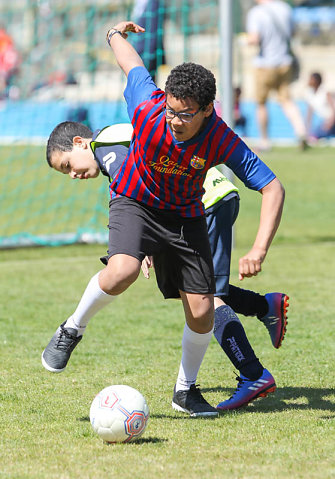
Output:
top-left (107, 21), bottom-right (145, 40)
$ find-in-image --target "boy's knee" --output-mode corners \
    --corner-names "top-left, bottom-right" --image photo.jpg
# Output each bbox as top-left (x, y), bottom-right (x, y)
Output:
top-left (195, 302), bottom-right (214, 324)
top-left (99, 256), bottom-right (140, 295)
top-left (183, 293), bottom-right (214, 333)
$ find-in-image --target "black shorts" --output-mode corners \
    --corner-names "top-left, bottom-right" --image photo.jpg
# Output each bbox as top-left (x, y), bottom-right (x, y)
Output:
top-left (100, 196), bottom-right (215, 299)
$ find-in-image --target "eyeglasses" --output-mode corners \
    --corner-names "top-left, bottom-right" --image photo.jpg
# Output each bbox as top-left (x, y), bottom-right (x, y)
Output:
top-left (164, 107), bottom-right (202, 123)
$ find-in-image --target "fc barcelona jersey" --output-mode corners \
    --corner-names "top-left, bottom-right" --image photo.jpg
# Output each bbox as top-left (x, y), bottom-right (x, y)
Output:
top-left (110, 66), bottom-right (275, 218)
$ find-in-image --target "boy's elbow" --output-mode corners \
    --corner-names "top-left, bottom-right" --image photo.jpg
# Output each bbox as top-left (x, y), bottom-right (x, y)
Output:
top-left (262, 177), bottom-right (285, 202)
top-left (272, 178), bottom-right (285, 203)
top-left (278, 179), bottom-right (285, 201)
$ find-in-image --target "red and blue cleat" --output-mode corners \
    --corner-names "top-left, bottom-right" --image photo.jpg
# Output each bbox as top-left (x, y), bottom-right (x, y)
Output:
top-left (217, 369), bottom-right (276, 411)
top-left (260, 292), bottom-right (289, 349)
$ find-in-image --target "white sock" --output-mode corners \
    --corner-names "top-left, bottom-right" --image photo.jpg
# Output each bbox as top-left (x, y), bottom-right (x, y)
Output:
top-left (64, 272), bottom-right (115, 336)
top-left (175, 323), bottom-right (214, 392)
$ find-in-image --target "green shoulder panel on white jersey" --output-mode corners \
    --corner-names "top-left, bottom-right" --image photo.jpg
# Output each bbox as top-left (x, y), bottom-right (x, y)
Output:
top-left (203, 167), bottom-right (239, 210)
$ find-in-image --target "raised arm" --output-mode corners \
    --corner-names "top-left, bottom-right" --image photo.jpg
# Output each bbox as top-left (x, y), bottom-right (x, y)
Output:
top-left (106, 21), bottom-right (146, 77)
top-left (238, 177), bottom-right (285, 280)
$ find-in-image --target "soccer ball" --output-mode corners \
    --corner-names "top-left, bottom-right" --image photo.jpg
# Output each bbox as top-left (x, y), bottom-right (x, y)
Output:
top-left (90, 385), bottom-right (149, 443)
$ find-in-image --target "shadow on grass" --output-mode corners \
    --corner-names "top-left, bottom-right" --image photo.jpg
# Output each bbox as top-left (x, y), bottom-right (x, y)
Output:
top-left (307, 235), bottom-right (335, 243)
top-left (204, 386), bottom-right (335, 414)
top-left (149, 413), bottom-right (218, 420)
top-left (79, 413), bottom-right (218, 422)
top-left (77, 388), bottom-right (335, 421)
top-left (78, 416), bottom-right (90, 422)
top-left (103, 437), bottom-right (168, 445)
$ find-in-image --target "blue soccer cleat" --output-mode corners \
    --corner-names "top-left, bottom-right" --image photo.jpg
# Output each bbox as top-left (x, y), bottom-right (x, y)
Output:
top-left (260, 292), bottom-right (289, 349)
top-left (217, 369), bottom-right (276, 411)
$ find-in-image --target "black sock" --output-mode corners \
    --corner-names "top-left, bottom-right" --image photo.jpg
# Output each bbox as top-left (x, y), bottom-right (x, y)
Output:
top-left (223, 284), bottom-right (269, 319)
top-left (214, 305), bottom-right (264, 380)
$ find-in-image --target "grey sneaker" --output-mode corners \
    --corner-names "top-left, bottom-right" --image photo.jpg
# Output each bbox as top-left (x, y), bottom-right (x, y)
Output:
top-left (41, 322), bottom-right (82, 373)
top-left (172, 384), bottom-right (218, 417)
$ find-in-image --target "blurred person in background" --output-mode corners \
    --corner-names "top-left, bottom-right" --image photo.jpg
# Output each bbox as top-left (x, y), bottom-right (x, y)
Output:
top-left (246, 0), bottom-right (308, 151)
top-left (233, 86), bottom-right (247, 137)
top-left (0, 26), bottom-right (20, 100)
top-left (305, 72), bottom-right (335, 141)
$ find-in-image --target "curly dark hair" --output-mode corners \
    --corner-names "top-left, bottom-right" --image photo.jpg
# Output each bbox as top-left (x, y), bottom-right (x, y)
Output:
top-left (46, 121), bottom-right (93, 166)
top-left (165, 62), bottom-right (216, 108)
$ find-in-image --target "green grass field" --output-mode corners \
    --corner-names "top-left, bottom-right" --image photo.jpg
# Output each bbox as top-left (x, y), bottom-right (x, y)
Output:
top-left (1, 147), bottom-right (335, 478)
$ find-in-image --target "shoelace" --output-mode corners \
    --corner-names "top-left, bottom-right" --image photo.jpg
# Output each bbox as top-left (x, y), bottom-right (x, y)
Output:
top-left (190, 384), bottom-right (202, 394)
top-left (227, 374), bottom-right (244, 400)
top-left (189, 384), bottom-right (210, 404)
top-left (56, 326), bottom-right (78, 350)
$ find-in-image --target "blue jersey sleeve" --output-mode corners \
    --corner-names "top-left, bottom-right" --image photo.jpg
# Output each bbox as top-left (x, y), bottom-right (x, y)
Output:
top-left (225, 139), bottom-right (276, 191)
top-left (124, 66), bottom-right (157, 121)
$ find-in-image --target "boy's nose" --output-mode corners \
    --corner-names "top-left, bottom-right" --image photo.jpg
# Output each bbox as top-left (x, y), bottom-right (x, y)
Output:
top-left (171, 116), bottom-right (183, 126)
top-left (69, 171), bottom-right (77, 179)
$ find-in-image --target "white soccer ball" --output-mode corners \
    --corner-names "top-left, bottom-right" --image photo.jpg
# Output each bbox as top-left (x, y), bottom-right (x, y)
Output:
top-left (90, 385), bottom-right (149, 443)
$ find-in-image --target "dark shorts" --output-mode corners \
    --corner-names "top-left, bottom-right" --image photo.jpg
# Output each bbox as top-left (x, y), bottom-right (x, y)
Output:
top-left (205, 193), bottom-right (240, 296)
top-left (100, 196), bottom-right (215, 299)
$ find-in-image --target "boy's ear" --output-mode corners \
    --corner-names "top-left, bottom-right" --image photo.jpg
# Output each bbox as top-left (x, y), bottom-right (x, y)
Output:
top-left (73, 136), bottom-right (87, 148)
top-left (203, 103), bottom-right (214, 118)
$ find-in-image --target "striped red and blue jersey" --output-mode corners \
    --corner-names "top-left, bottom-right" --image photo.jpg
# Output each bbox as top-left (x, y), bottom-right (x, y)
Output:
top-left (110, 66), bottom-right (275, 218)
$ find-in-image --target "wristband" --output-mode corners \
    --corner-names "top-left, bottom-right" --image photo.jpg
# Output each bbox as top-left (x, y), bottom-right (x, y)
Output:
top-left (106, 28), bottom-right (123, 45)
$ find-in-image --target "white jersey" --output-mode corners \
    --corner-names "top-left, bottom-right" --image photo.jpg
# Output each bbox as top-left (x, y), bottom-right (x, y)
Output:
top-left (246, 0), bottom-right (294, 68)
top-left (305, 86), bottom-right (334, 122)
